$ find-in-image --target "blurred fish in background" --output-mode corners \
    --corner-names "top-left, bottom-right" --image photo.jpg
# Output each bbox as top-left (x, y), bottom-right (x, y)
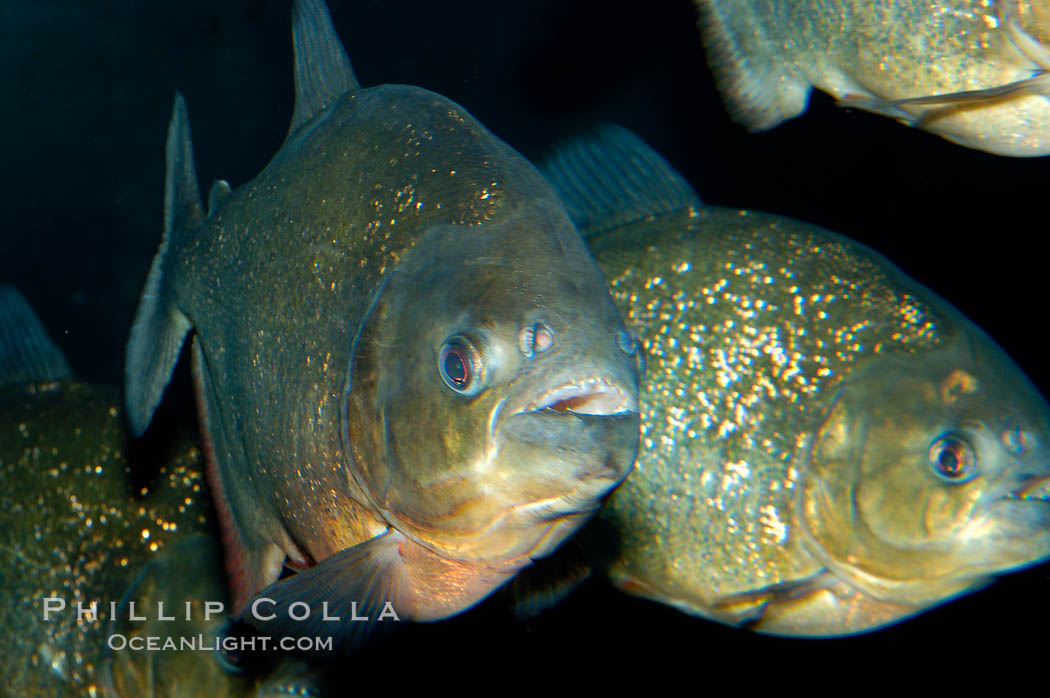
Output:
top-left (0, 286), bottom-right (320, 697)
top-left (696, 0), bottom-right (1050, 155)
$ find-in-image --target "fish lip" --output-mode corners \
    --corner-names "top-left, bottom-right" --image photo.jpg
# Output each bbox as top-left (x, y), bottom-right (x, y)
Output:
top-left (517, 376), bottom-right (638, 417)
top-left (1010, 471), bottom-right (1050, 500)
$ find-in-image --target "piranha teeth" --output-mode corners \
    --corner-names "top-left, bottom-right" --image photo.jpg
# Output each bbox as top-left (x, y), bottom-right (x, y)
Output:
top-left (526, 377), bottom-right (637, 416)
top-left (1011, 472), bottom-right (1050, 501)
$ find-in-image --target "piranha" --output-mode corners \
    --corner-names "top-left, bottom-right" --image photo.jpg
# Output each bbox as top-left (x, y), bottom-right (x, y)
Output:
top-left (0, 286), bottom-right (319, 697)
top-left (695, 0), bottom-right (1050, 156)
top-left (124, 0), bottom-right (640, 651)
top-left (530, 126), bottom-right (1050, 635)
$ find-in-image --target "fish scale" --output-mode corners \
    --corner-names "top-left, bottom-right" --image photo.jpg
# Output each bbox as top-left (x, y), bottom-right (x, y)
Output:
top-left (593, 208), bottom-right (948, 604)
top-left (534, 125), bottom-right (1050, 636)
top-left (125, 0), bottom-right (639, 653)
top-left (697, 0), bottom-right (1050, 155)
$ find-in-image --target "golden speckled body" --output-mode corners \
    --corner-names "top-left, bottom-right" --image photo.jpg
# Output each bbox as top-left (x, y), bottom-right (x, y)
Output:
top-left (699, 0), bottom-right (1050, 155)
top-left (593, 208), bottom-right (944, 612)
top-left (0, 381), bottom-right (213, 696)
top-left (587, 204), bottom-right (1050, 634)
top-left (0, 381), bottom-right (320, 697)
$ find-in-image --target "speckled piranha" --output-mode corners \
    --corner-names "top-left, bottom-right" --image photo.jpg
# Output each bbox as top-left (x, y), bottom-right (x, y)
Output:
top-left (0, 286), bottom-right (320, 697)
top-left (528, 126), bottom-right (1050, 635)
top-left (696, 0), bottom-right (1050, 156)
top-left (123, 0), bottom-right (640, 652)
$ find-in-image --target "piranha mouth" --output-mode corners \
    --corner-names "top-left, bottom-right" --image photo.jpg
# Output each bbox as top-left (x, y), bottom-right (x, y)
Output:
top-left (1011, 471), bottom-right (1050, 501)
top-left (524, 377), bottom-right (637, 416)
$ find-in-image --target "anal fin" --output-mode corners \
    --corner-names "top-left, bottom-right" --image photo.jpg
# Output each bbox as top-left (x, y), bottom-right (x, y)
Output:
top-left (504, 539), bottom-right (592, 619)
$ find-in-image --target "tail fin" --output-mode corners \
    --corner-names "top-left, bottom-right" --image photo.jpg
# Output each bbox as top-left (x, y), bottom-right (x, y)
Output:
top-left (124, 92), bottom-right (200, 436)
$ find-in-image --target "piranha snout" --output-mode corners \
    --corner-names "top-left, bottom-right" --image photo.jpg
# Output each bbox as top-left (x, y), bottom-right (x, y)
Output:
top-left (518, 321), bottom-right (555, 358)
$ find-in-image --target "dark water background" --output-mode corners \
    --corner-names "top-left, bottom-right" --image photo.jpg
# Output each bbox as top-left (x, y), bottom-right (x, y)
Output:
top-left (2, 0), bottom-right (1047, 688)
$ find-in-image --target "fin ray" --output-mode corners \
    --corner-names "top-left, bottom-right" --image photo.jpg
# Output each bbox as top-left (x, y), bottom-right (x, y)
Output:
top-left (695, 0), bottom-right (809, 130)
top-left (125, 92), bottom-right (201, 436)
top-left (287, 0), bottom-right (360, 139)
top-left (235, 531), bottom-right (410, 655)
top-left (539, 124), bottom-right (702, 238)
top-left (0, 285), bottom-right (72, 388)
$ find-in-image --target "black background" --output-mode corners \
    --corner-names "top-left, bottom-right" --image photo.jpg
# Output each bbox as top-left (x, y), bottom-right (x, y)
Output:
top-left (2, 0), bottom-right (1047, 688)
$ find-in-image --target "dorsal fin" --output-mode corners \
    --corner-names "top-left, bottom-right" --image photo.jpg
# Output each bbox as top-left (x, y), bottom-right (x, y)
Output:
top-left (0, 285), bottom-right (72, 388)
top-left (539, 124), bottom-right (702, 238)
top-left (287, 0), bottom-right (360, 140)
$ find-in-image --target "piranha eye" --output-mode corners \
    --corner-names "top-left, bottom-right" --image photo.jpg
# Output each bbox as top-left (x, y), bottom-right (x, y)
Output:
top-left (439, 335), bottom-right (484, 396)
top-left (928, 432), bottom-right (977, 483)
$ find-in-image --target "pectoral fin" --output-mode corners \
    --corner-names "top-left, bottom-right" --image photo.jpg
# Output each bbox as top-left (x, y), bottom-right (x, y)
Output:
top-left (839, 73), bottom-right (1050, 127)
top-left (235, 530), bottom-right (411, 656)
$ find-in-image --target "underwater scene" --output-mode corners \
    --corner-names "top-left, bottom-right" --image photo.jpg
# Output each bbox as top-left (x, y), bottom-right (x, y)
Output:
top-left (2, 0), bottom-right (1049, 694)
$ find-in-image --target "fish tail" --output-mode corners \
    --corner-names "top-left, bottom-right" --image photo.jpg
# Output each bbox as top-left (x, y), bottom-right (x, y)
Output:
top-left (694, 0), bottom-right (809, 131)
top-left (124, 92), bottom-right (202, 437)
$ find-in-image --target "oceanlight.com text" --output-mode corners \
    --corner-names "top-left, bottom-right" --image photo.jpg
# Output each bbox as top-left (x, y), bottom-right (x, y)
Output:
top-left (107, 632), bottom-right (334, 653)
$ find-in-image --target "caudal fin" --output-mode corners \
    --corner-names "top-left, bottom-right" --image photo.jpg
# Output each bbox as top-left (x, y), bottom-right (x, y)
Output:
top-left (124, 92), bottom-right (201, 436)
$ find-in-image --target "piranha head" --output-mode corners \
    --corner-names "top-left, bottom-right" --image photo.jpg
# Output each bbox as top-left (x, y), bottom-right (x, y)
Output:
top-left (343, 195), bottom-right (641, 608)
top-left (797, 323), bottom-right (1050, 633)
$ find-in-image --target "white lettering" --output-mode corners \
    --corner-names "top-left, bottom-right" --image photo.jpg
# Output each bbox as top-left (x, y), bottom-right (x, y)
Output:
top-left (127, 601), bottom-right (145, 622)
top-left (378, 602), bottom-right (400, 621)
top-left (251, 597), bottom-right (275, 622)
top-left (157, 601), bottom-right (174, 621)
top-left (76, 601), bottom-right (98, 623)
top-left (204, 601), bottom-right (225, 621)
top-left (43, 598), bottom-right (66, 621)
top-left (350, 601), bottom-right (368, 621)
top-left (288, 601), bottom-right (310, 621)
top-left (321, 602), bottom-right (339, 621)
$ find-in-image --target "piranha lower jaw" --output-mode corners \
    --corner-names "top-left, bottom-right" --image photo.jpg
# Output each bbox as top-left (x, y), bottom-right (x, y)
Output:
top-left (523, 376), bottom-right (637, 416)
